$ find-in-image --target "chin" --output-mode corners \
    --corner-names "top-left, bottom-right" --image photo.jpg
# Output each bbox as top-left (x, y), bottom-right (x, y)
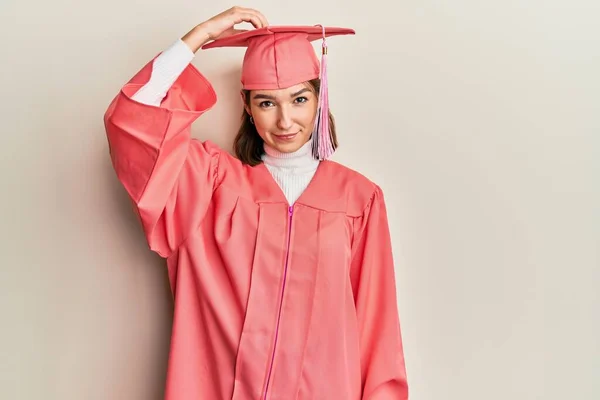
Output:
top-left (268, 134), bottom-right (309, 153)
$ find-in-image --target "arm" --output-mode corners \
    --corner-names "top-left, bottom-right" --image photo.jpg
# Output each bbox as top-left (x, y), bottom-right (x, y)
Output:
top-left (103, 9), bottom-right (268, 258)
top-left (103, 52), bottom-right (219, 258)
top-left (351, 187), bottom-right (409, 399)
top-left (131, 39), bottom-right (195, 107)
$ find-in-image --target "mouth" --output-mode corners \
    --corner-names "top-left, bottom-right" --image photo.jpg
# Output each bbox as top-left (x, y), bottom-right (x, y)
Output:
top-left (273, 132), bottom-right (299, 142)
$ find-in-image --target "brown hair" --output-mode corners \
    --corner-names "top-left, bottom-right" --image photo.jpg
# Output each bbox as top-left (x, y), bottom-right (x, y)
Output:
top-left (234, 79), bottom-right (338, 166)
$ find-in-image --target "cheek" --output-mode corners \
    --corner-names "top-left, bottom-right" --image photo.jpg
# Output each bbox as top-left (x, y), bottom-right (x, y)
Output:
top-left (252, 110), bottom-right (275, 139)
top-left (255, 114), bottom-right (274, 128)
top-left (298, 105), bottom-right (318, 126)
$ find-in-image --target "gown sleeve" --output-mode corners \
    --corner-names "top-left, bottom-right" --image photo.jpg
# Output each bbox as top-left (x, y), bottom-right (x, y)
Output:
top-left (350, 186), bottom-right (409, 400)
top-left (103, 55), bottom-right (220, 258)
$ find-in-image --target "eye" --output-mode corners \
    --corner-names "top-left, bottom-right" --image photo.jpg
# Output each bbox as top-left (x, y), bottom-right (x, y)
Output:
top-left (259, 100), bottom-right (275, 108)
top-left (294, 96), bottom-right (309, 104)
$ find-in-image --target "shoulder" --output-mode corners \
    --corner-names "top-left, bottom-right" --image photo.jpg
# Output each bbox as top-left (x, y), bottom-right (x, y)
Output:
top-left (321, 161), bottom-right (383, 217)
top-left (189, 139), bottom-right (248, 184)
top-left (189, 139), bottom-right (242, 169)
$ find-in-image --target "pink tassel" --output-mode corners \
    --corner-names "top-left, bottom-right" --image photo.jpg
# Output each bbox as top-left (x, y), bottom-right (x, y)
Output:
top-left (312, 26), bottom-right (335, 160)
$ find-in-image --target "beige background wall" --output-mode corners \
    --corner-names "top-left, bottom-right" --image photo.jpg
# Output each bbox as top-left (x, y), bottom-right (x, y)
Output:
top-left (1, 0), bottom-right (598, 399)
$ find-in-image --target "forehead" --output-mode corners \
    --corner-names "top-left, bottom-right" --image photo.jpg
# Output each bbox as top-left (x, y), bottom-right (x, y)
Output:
top-left (251, 82), bottom-right (313, 98)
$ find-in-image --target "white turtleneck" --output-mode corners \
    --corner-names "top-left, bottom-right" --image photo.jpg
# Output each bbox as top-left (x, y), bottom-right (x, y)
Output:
top-left (131, 39), bottom-right (318, 205)
top-left (261, 138), bottom-right (319, 204)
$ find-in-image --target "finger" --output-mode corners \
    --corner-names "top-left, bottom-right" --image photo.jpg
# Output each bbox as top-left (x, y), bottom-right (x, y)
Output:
top-left (235, 7), bottom-right (268, 28)
top-left (247, 8), bottom-right (269, 27)
top-left (238, 12), bottom-right (263, 29)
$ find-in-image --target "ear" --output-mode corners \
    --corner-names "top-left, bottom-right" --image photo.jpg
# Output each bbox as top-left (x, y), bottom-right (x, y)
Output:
top-left (240, 90), bottom-right (252, 116)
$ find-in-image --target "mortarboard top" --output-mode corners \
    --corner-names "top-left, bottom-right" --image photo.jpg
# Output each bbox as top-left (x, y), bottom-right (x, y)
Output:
top-left (202, 26), bottom-right (355, 90)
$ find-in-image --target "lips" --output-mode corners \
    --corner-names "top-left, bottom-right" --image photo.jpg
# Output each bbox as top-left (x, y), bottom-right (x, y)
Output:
top-left (274, 132), bottom-right (298, 141)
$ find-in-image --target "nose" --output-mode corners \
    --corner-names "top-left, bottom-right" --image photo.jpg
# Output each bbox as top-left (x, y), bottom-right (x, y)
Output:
top-left (276, 105), bottom-right (293, 131)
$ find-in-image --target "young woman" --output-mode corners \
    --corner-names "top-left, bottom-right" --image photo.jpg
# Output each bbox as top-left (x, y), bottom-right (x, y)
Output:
top-left (103, 7), bottom-right (408, 400)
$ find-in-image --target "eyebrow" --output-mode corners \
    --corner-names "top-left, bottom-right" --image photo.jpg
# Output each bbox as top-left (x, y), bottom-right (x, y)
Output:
top-left (252, 88), bottom-right (311, 101)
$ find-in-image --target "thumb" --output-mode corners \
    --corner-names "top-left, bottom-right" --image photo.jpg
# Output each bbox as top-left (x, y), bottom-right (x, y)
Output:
top-left (217, 28), bottom-right (248, 39)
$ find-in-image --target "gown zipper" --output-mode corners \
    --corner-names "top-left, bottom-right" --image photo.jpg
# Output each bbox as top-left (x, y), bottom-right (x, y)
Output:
top-left (263, 205), bottom-right (294, 399)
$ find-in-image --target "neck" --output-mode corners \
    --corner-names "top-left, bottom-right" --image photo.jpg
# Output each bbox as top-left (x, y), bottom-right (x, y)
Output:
top-left (260, 139), bottom-right (320, 205)
top-left (261, 139), bottom-right (319, 172)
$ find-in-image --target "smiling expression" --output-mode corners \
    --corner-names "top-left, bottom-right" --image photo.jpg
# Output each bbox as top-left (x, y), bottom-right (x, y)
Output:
top-left (243, 83), bottom-right (318, 153)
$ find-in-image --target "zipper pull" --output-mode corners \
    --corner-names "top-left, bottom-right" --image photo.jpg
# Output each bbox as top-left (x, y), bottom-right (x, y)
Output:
top-left (288, 206), bottom-right (293, 216)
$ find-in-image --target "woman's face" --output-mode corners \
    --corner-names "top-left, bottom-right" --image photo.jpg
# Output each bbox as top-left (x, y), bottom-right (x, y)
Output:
top-left (244, 83), bottom-right (318, 153)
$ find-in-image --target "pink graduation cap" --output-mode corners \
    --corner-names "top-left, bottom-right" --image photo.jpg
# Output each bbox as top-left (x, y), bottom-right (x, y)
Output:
top-left (202, 25), bottom-right (355, 160)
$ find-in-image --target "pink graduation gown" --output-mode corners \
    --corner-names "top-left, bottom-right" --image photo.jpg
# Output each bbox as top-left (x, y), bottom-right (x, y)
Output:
top-left (103, 56), bottom-right (408, 400)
